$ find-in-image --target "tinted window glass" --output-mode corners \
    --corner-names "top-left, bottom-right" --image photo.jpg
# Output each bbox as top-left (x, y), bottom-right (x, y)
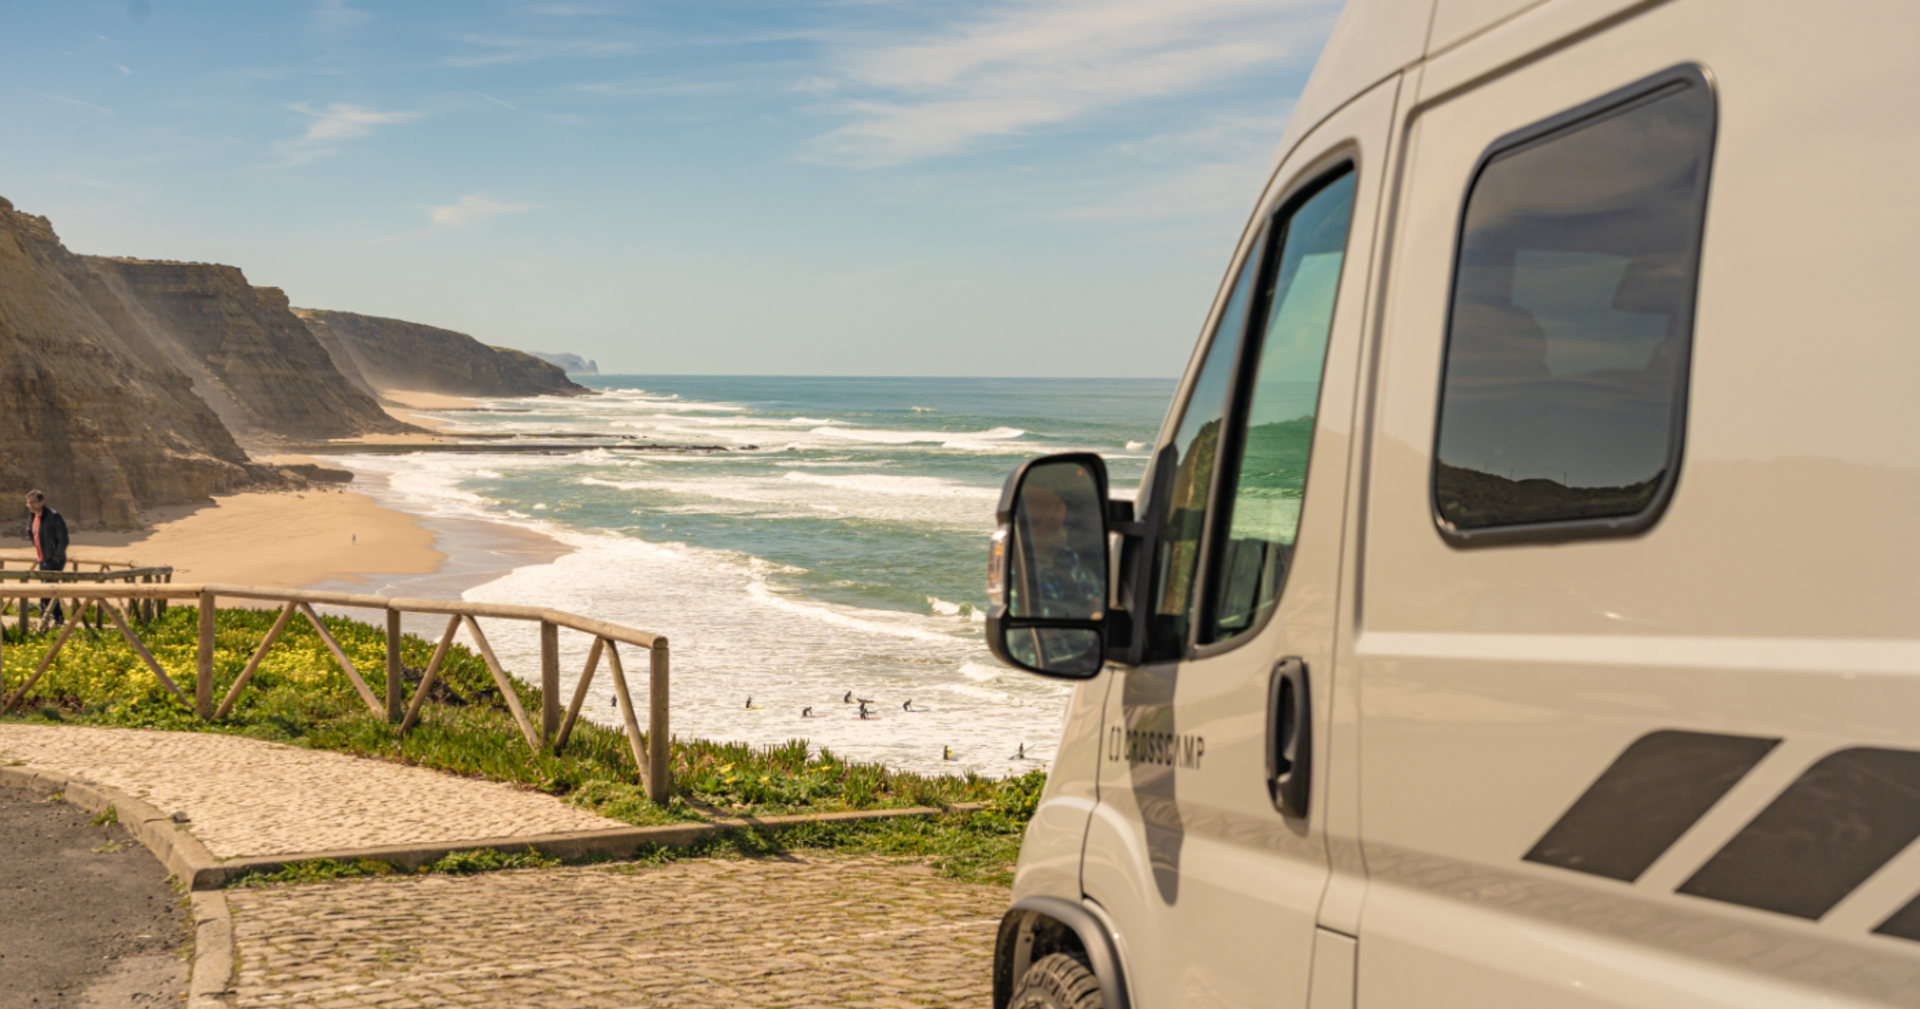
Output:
top-left (1145, 243), bottom-right (1259, 660)
top-left (1209, 170), bottom-right (1355, 642)
top-left (1434, 77), bottom-right (1713, 534)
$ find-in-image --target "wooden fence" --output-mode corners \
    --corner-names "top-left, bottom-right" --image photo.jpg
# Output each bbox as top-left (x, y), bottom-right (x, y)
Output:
top-left (0, 553), bottom-right (175, 628)
top-left (0, 582), bottom-right (672, 803)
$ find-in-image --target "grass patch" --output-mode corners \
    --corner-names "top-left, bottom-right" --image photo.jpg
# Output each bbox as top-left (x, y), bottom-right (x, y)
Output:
top-left (227, 848), bottom-right (560, 887)
top-left (89, 804), bottom-right (118, 827)
top-left (229, 858), bottom-right (401, 887)
top-left (5, 606), bottom-right (1045, 883)
top-left (431, 847), bottom-right (559, 874)
top-left (606, 810), bottom-right (1030, 886)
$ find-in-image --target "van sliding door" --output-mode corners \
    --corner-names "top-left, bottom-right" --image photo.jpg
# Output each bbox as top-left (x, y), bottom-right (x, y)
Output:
top-left (1355, 2), bottom-right (1920, 1007)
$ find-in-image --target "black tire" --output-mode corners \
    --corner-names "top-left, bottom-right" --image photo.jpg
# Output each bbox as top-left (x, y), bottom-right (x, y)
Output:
top-left (1010, 952), bottom-right (1104, 1009)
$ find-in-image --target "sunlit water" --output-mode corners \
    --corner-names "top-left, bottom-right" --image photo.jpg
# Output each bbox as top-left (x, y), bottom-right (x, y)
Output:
top-left (330, 376), bottom-right (1171, 777)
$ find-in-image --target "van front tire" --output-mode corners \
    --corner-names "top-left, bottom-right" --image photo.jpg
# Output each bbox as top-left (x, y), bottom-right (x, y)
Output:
top-left (1011, 952), bottom-right (1104, 1009)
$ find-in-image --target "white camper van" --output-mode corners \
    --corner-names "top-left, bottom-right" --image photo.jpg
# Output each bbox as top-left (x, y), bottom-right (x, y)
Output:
top-left (984, 1), bottom-right (1920, 1007)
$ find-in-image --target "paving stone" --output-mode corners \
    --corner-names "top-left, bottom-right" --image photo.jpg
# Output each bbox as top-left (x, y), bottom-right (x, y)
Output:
top-left (0, 724), bottom-right (621, 857)
top-left (225, 855), bottom-right (1003, 1008)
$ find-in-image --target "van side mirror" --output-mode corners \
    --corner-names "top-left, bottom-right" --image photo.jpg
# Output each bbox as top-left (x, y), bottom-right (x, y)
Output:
top-left (987, 453), bottom-right (1110, 679)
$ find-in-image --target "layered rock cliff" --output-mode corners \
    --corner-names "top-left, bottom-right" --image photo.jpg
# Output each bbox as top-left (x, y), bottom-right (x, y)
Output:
top-left (0, 201), bottom-right (260, 528)
top-left (294, 309), bottom-right (590, 399)
top-left (84, 261), bottom-right (413, 440)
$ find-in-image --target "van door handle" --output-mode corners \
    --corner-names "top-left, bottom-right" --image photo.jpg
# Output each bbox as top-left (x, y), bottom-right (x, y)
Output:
top-left (1267, 657), bottom-right (1311, 818)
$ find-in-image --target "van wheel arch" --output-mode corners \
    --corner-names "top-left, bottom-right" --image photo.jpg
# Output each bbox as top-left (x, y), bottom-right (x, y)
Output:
top-left (993, 897), bottom-right (1130, 1009)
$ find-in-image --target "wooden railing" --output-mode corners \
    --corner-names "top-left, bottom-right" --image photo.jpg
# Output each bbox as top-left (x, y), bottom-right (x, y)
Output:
top-left (0, 553), bottom-right (175, 627)
top-left (0, 582), bottom-right (671, 803)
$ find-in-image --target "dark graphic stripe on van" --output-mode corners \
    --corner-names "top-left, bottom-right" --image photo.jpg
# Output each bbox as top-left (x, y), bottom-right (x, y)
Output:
top-left (1679, 748), bottom-right (1920, 920)
top-left (1874, 894), bottom-right (1920, 942)
top-left (1524, 730), bottom-right (1779, 882)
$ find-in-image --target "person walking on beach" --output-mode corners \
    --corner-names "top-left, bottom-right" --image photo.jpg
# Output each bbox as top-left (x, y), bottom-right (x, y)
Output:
top-left (24, 490), bottom-right (68, 625)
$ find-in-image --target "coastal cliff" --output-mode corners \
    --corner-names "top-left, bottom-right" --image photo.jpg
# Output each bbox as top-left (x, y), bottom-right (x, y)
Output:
top-left (0, 201), bottom-right (265, 528)
top-left (85, 261), bottom-right (414, 440)
top-left (294, 309), bottom-right (590, 399)
top-left (0, 194), bottom-right (604, 528)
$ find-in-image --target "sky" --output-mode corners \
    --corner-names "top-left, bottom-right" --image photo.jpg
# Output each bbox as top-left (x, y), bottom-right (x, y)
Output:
top-left (0, 0), bottom-right (1343, 377)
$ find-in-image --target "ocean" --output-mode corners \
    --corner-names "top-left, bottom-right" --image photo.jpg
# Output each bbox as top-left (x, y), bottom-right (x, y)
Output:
top-left (331, 376), bottom-right (1174, 777)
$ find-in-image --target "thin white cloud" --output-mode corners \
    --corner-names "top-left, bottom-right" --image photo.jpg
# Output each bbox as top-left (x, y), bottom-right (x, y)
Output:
top-left (528, 2), bottom-right (618, 15)
top-left (110, 62), bottom-right (132, 75)
top-left (29, 91), bottom-right (115, 116)
top-left (443, 34), bottom-right (635, 68)
top-left (430, 195), bottom-right (540, 228)
top-left (1058, 108), bottom-right (1295, 223)
top-left (364, 195), bottom-right (542, 245)
top-left (470, 90), bottom-right (518, 110)
top-left (311, 0), bottom-right (371, 33)
top-left (575, 78), bottom-right (738, 98)
top-left (271, 102), bottom-right (420, 166)
top-left (801, 0), bottom-right (1337, 167)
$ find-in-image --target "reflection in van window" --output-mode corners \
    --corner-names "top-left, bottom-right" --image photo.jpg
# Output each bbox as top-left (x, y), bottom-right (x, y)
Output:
top-left (1146, 234), bottom-right (1261, 662)
top-left (1433, 80), bottom-right (1713, 533)
top-left (1209, 170), bottom-right (1355, 642)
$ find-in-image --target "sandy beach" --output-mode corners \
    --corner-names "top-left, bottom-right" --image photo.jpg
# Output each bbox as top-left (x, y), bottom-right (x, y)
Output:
top-left (8, 388), bottom-right (568, 593)
top-left (379, 389), bottom-right (474, 434)
top-left (51, 488), bottom-right (444, 588)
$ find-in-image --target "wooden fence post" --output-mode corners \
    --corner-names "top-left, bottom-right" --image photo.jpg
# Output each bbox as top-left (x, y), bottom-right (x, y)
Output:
top-left (196, 590), bottom-right (214, 720)
top-left (539, 620), bottom-right (560, 748)
top-left (649, 639), bottom-right (670, 805)
top-left (385, 608), bottom-right (403, 723)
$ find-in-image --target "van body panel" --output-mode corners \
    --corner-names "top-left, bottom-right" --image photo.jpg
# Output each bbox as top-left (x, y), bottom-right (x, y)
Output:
top-left (1010, 673), bottom-right (1113, 905)
top-left (1079, 75), bottom-right (1401, 1009)
top-left (1355, 0), bottom-right (1920, 1005)
top-left (1426, 0), bottom-right (1547, 53)
top-left (1280, 0), bottom-right (1432, 176)
top-left (1002, 0), bottom-right (1920, 1005)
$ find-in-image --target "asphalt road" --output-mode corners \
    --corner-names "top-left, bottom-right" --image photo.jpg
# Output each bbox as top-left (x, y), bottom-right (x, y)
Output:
top-left (0, 784), bottom-right (189, 1007)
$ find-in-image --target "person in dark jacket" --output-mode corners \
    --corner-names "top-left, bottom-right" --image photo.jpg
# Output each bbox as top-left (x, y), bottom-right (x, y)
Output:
top-left (24, 490), bottom-right (68, 625)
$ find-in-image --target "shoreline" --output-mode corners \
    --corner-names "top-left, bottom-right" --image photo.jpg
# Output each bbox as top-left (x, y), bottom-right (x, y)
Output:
top-left (47, 388), bottom-right (573, 597)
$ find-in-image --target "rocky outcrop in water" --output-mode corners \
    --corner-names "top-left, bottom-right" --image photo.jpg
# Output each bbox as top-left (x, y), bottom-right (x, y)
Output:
top-left (294, 309), bottom-right (590, 399)
top-left (530, 351), bottom-right (598, 375)
top-left (0, 200), bottom-right (268, 528)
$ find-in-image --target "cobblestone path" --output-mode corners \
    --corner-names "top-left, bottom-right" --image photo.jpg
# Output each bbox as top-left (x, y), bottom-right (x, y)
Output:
top-left (0, 724), bottom-right (621, 857)
top-left (226, 855), bottom-right (1005, 1008)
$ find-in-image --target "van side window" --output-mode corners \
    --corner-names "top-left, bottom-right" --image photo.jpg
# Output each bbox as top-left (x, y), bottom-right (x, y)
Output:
top-left (1433, 71), bottom-right (1714, 541)
top-left (1145, 239), bottom-right (1261, 661)
top-left (1206, 170), bottom-right (1356, 642)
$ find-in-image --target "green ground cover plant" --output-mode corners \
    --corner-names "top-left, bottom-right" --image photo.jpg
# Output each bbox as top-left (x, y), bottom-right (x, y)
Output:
top-left (2, 605), bottom-right (1045, 883)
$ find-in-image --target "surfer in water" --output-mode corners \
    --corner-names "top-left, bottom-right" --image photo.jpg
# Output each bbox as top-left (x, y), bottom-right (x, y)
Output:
top-left (943, 745), bottom-right (956, 761)
top-left (902, 699), bottom-right (912, 712)
top-left (801, 706), bottom-right (813, 718)
top-left (843, 691), bottom-right (852, 703)
top-left (1013, 743), bottom-right (1026, 760)
top-left (745, 697), bottom-right (753, 709)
